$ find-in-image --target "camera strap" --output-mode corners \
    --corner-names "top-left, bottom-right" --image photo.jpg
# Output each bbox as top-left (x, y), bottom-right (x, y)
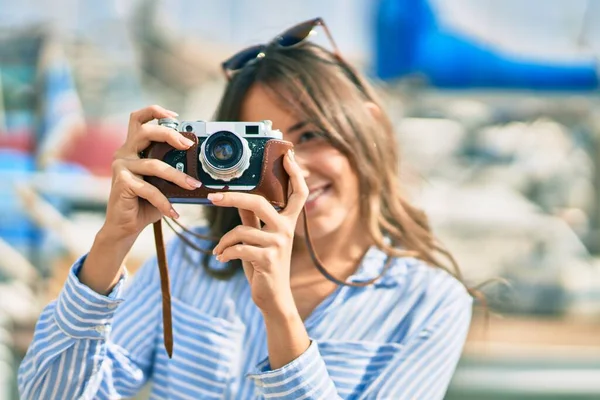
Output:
top-left (152, 219), bottom-right (173, 358)
top-left (151, 206), bottom-right (393, 358)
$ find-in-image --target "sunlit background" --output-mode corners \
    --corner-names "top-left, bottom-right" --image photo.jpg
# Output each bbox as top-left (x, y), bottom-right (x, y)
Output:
top-left (2, 0), bottom-right (600, 399)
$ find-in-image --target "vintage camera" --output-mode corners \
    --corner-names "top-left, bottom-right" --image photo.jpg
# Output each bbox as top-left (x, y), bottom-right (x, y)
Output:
top-left (142, 118), bottom-right (292, 208)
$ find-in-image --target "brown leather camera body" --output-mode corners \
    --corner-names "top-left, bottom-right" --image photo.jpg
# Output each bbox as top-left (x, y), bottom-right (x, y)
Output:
top-left (142, 130), bottom-right (292, 209)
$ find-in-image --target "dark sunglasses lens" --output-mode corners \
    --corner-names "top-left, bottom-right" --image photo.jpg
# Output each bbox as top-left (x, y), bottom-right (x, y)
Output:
top-left (223, 45), bottom-right (264, 71)
top-left (278, 21), bottom-right (317, 47)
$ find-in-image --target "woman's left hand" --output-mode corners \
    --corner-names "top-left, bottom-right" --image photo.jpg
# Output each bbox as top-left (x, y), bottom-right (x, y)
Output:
top-left (209, 149), bottom-right (308, 315)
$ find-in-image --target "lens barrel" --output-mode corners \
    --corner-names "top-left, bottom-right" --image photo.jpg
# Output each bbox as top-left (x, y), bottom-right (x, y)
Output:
top-left (199, 131), bottom-right (251, 181)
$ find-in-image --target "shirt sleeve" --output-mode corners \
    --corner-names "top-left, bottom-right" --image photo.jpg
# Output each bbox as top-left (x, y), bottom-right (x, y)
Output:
top-left (248, 279), bottom-right (472, 400)
top-left (247, 340), bottom-right (342, 399)
top-left (17, 248), bottom-right (166, 400)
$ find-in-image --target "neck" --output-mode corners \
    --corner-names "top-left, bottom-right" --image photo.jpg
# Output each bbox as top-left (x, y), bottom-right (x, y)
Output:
top-left (291, 210), bottom-right (372, 281)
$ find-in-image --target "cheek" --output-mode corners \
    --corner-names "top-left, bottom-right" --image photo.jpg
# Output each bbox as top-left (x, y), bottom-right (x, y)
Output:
top-left (322, 154), bottom-right (359, 200)
top-left (336, 155), bottom-right (356, 181)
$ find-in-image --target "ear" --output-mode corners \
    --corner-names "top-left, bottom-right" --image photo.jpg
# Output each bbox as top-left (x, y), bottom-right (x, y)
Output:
top-left (365, 101), bottom-right (382, 120)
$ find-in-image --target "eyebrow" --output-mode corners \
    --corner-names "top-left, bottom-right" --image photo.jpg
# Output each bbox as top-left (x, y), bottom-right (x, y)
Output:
top-left (287, 121), bottom-right (308, 133)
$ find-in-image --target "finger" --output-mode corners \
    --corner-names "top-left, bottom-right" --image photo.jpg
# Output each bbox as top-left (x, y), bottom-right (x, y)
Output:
top-left (237, 209), bottom-right (260, 282)
top-left (123, 158), bottom-right (202, 190)
top-left (239, 209), bottom-right (260, 229)
top-left (213, 225), bottom-right (273, 255)
top-left (207, 192), bottom-right (282, 229)
top-left (129, 105), bottom-right (178, 125)
top-left (132, 124), bottom-right (194, 154)
top-left (217, 244), bottom-right (266, 264)
top-left (280, 150), bottom-right (309, 218)
top-left (122, 173), bottom-right (179, 219)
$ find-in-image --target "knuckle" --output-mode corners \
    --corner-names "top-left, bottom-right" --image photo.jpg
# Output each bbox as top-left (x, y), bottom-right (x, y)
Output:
top-left (111, 158), bottom-right (123, 173)
top-left (260, 196), bottom-right (271, 207)
top-left (273, 235), bottom-right (287, 248)
top-left (149, 104), bottom-right (161, 114)
top-left (135, 123), bottom-right (148, 138)
top-left (267, 248), bottom-right (278, 261)
top-left (281, 228), bottom-right (294, 240)
top-left (114, 169), bottom-right (130, 186)
top-left (299, 184), bottom-right (309, 198)
top-left (146, 158), bottom-right (164, 172)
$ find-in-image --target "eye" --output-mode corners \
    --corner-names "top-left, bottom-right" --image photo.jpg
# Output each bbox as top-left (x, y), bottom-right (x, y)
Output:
top-left (297, 131), bottom-right (322, 144)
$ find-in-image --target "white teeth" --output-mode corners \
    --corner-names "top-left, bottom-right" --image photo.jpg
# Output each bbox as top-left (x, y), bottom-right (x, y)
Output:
top-left (307, 187), bottom-right (326, 202)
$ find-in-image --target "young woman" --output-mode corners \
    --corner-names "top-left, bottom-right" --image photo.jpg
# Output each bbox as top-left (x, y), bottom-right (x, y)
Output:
top-left (18, 18), bottom-right (473, 400)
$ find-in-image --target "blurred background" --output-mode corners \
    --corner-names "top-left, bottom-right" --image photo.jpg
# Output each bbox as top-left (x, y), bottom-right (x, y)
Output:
top-left (2, 0), bottom-right (600, 398)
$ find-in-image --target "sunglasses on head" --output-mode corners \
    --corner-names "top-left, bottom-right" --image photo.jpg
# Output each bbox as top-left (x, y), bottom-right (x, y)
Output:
top-left (221, 17), bottom-right (341, 80)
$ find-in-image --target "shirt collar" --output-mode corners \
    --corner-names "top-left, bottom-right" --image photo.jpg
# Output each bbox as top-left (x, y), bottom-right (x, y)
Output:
top-left (347, 240), bottom-right (411, 287)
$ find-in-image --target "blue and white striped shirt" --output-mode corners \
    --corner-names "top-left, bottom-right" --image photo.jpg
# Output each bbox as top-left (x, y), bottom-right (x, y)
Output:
top-left (18, 226), bottom-right (472, 399)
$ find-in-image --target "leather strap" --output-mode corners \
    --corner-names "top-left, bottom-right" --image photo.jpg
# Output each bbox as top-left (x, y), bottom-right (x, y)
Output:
top-left (152, 220), bottom-right (173, 358)
top-left (301, 207), bottom-right (393, 287)
top-left (153, 206), bottom-right (391, 357)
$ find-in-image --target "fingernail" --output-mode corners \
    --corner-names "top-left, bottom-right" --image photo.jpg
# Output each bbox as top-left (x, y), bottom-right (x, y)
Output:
top-left (170, 208), bottom-right (179, 219)
top-left (288, 149), bottom-right (295, 162)
top-left (207, 193), bottom-right (224, 202)
top-left (212, 247), bottom-right (217, 255)
top-left (185, 176), bottom-right (202, 188)
top-left (180, 136), bottom-right (194, 147)
top-left (167, 110), bottom-right (179, 117)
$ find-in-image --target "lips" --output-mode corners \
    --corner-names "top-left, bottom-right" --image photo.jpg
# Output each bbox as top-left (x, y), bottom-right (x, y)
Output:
top-left (307, 187), bottom-right (326, 202)
top-left (305, 184), bottom-right (331, 211)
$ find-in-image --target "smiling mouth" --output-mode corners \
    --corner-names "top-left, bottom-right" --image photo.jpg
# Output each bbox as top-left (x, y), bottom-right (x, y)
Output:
top-left (306, 184), bottom-right (331, 205)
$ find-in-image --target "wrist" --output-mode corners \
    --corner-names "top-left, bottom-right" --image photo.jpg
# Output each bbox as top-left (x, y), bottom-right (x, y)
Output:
top-left (78, 228), bottom-right (135, 296)
top-left (261, 301), bottom-right (300, 324)
top-left (97, 223), bottom-right (139, 247)
top-left (262, 301), bottom-right (310, 371)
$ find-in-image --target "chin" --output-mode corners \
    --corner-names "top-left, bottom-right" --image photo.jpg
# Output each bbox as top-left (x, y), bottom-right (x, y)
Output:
top-left (294, 212), bottom-right (345, 240)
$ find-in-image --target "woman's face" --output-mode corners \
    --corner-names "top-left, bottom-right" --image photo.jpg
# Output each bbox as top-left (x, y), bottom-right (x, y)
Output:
top-left (239, 84), bottom-right (361, 239)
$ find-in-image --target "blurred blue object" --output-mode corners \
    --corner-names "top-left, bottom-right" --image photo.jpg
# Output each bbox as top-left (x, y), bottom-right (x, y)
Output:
top-left (37, 43), bottom-right (85, 164)
top-left (374, 0), bottom-right (600, 90)
top-left (0, 150), bottom-right (40, 262)
top-left (0, 149), bottom-right (84, 274)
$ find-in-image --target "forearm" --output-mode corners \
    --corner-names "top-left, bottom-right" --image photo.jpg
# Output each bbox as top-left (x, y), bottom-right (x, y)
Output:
top-left (262, 304), bottom-right (310, 370)
top-left (78, 226), bottom-right (136, 295)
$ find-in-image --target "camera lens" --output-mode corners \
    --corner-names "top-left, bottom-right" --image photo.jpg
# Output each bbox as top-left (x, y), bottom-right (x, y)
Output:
top-left (199, 130), bottom-right (251, 182)
top-left (205, 132), bottom-right (241, 169)
top-left (212, 139), bottom-right (234, 162)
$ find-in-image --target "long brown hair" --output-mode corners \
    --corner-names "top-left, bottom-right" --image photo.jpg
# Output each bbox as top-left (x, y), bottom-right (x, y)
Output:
top-left (202, 42), bottom-right (474, 297)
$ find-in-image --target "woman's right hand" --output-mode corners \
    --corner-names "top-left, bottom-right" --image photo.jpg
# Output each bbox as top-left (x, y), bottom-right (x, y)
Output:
top-left (103, 105), bottom-right (203, 241)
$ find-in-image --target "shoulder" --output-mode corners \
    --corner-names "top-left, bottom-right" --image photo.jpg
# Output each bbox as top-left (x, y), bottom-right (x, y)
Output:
top-left (412, 258), bottom-right (470, 303)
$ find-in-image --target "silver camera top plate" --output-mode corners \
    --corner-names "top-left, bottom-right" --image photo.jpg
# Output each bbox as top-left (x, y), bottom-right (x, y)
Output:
top-left (178, 120), bottom-right (283, 139)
